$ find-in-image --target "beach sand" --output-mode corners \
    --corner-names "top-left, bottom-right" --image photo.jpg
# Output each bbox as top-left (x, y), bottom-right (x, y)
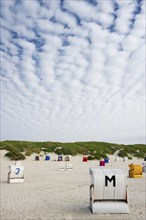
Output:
top-left (0, 150), bottom-right (145, 220)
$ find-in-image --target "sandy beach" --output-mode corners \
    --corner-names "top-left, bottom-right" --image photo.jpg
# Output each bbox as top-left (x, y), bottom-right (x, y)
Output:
top-left (0, 150), bottom-right (145, 220)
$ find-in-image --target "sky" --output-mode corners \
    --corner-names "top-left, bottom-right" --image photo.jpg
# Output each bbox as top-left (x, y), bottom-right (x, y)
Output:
top-left (0, 0), bottom-right (145, 144)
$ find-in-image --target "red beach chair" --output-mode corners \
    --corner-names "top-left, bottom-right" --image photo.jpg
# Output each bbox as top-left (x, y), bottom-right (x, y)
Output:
top-left (83, 156), bottom-right (88, 162)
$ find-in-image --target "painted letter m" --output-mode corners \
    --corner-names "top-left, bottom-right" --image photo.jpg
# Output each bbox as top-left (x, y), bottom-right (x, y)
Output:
top-left (105, 175), bottom-right (116, 187)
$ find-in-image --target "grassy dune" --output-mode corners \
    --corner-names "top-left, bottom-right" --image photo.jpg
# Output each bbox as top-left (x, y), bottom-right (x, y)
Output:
top-left (0, 140), bottom-right (146, 161)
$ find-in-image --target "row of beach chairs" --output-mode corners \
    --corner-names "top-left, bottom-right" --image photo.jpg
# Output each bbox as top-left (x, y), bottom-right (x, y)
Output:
top-left (8, 161), bottom-right (146, 183)
top-left (83, 156), bottom-right (130, 163)
top-left (35, 155), bottom-right (130, 162)
top-left (35, 155), bottom-right (70, 161)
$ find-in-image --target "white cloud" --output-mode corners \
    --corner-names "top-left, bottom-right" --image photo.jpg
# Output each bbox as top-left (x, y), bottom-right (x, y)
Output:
top-left (115, 1), bottom-right (136, 34)
top-left (54, 8), bottom-right (77, 28)
top-left (63, 0), bottom-right (98, 21)
top-left (97, 0), bottom-right (114, 14)
top-left (1, 0), bottom-right (145, 144)
top-left (131, 13), bottom-right (145, 37)
top-left (21, 0), bottom-right (41, 17)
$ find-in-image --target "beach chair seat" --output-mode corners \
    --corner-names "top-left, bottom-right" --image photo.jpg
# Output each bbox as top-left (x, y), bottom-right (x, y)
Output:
top-left (128, 164), bottom-right (142, 178)
top-left (89, 168), bottom-right (129, 214)
top-left (8, 165), bottom-right (24, 183)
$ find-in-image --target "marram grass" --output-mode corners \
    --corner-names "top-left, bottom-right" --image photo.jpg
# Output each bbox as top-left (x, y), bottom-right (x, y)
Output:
top-left (0, 140), bottom-right (146, 161)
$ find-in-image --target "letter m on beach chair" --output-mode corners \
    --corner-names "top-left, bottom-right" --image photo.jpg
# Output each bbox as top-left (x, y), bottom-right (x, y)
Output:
top-left (89, 168), bottom-right (129, 214)
top-left (105, 175), bottom-right (116, 187)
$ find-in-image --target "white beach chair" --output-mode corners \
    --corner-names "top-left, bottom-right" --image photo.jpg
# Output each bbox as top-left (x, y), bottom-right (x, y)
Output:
top-left (89, 168), bottom-right (129, 214)
top-left (123, 157), bottom-right (128, 162)
top-left (142, 163), bottom-right (146, 173)
top-left (115, 156), bottom-right (121, 162)
top-left (58, 162), bottom-right (66, 171)
top-left (66, 162), bottom-right (73, 170)
top-left (58, 162), bottom-right (73, 171)
top-left (8, 165), bottom-right (24, 183)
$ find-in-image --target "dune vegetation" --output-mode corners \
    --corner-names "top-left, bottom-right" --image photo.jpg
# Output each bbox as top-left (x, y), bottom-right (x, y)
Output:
top-left (0, 140), bottom-right (146, 161)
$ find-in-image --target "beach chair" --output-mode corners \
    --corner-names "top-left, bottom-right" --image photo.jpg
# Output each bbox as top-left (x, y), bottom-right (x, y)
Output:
top-left (65, 156), bottom-right (70, 161)
top-left (58, 162), bottom-right (66, 171)
top-left (115, 157), bottom-right (120, 162)
top-left (58, 162), bottom-right (73, 171)
top-left (45, 155), bottom-right (50, 161)
top-left (8, 165), bottom-right (24, 183)
top-left (35, 155), bottom-right (39, 161)
top-left (142, 163), bottom-right (146, 173)
top-left (99, 160), bottom-right (105, 166)
top-left (123, 157), bottom-right (128, 162)
top-left (83, 156), bottom-right (88, 162)
top-left (128, 164), bottom-right (143, 178)
top-left (66, 162), bottom-right (73, 170)
top-left (104, 158), bottom-right (109, 163)
top-left (58, 155), bottom-right (63, 161)
top-left (89, 168), bottom-right (129, 213)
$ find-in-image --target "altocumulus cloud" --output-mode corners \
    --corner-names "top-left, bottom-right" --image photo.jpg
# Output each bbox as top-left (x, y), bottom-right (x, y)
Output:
top-left (0, 0), bottom-right (145, 144)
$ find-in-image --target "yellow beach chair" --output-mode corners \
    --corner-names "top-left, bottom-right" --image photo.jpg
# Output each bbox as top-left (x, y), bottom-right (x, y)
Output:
top-left (128, 164), bottom-right (142, 178)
